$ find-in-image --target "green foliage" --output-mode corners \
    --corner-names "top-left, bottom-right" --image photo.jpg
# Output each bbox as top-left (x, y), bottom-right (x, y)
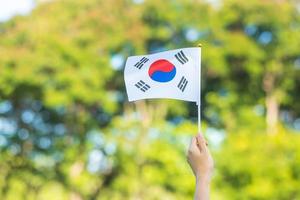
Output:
top-left (0, 0), bottom-right (299, 199)
top-left (214, 128), bottom-right (300, 200)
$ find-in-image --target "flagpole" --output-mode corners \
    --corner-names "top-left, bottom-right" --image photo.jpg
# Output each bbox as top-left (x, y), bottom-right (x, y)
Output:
top-left (197, 43), bottom-right (202, 133)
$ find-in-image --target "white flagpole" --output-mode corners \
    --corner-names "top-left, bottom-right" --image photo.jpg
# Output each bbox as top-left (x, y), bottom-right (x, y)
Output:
top-left (198, 103), bottom-right (201, 133)
top-left (197, 44), bottom-right (202, 133)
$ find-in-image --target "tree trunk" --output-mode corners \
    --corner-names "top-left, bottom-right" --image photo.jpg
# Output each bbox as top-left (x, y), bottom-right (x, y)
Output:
top-left (265, 94), bottom-right (279, 134)
top-left (263, 72), bottom-right (279, 134)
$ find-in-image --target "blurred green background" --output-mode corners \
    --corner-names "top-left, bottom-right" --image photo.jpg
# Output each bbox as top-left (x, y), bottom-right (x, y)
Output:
top-left (0, 0), bottom-right (300, 199)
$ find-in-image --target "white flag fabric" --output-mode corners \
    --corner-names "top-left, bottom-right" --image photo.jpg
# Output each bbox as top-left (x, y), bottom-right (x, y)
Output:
top-left (124, 47), bottom-right (201, 104)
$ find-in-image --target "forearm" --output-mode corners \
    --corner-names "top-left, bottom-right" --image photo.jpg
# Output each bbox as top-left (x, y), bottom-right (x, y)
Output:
top-left (194, 176), bottom-right (210, 200)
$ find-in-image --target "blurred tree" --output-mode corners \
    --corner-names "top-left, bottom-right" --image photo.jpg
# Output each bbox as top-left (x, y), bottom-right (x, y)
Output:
top-left (0, 0), bottom-right (299, 199)
top-left (214, 128), bottom-right (300, 200)
top-left (207, 0), bottom-right (300, 133)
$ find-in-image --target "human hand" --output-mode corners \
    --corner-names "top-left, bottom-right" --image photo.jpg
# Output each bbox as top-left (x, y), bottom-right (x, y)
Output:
top-left (187, 133), bottom-right (214, 182)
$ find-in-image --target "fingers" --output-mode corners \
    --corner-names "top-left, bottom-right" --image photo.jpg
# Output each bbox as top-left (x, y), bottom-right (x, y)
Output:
top-left (188, 136), bottom-right (197, 151)
top-left (196, 133), bottom-right (208, 153)
top-left (197, 133), bottom-right (208, 145)
top-left (191, 135), bottom-right (197, 146)
top-left (188, 133), bottom-right (209, 155)
top-left (195, 134), bottom-right (203, 152)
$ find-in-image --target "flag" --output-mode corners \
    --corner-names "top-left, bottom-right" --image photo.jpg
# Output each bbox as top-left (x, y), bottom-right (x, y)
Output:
top-left (124, 47), bottom-right (201, 104)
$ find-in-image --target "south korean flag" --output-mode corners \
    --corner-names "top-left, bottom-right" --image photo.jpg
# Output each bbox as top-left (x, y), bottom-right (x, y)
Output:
top-left (124, 47), bottom-right (201, 104)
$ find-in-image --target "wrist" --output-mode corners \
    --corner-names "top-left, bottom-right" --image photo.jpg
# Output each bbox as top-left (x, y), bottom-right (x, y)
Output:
top-left (196, 174), bottom-right (211, 185)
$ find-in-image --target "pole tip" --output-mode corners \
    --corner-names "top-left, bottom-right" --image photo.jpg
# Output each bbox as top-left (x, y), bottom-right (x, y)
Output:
top-left (197, 43), bottom-right (202, 47)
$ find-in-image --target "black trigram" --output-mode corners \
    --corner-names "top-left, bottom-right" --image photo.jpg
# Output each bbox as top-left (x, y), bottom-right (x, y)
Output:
top-left (135, 80), bottom-right (150, 92)
top-left (134, 57), bottom-right (149, 69)
top-left (174, 50), bottom-right (189, 64)
top-left (177, 76), bottom-right (188, 92)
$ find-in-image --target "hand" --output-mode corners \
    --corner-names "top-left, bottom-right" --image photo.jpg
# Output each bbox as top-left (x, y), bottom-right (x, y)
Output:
top-left (187, 133), bottom-right (214, 181)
